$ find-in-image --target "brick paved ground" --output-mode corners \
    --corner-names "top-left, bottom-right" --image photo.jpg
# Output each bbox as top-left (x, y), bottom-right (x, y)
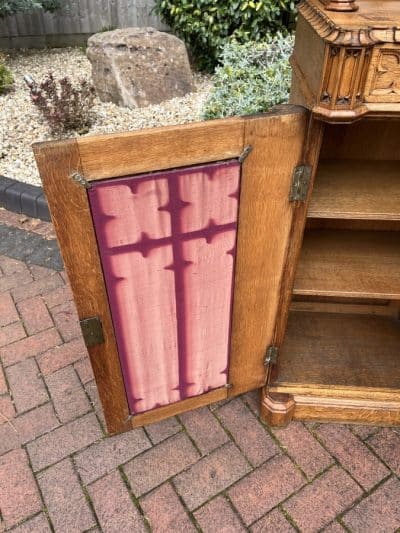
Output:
top-left (0, 210), bottom-right (400, 532)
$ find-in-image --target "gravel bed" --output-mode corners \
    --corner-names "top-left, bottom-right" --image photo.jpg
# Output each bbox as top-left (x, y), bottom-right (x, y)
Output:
top-left (0, 47), bottom-right (213, 186)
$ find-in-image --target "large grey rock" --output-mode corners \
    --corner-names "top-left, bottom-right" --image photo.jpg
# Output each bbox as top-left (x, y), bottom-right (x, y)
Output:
top-left (87, 27), bottom-right (194, 108)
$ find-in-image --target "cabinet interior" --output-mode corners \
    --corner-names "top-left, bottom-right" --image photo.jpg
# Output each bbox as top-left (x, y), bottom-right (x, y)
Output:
top-left (271, 120), bottom-right (400, 394)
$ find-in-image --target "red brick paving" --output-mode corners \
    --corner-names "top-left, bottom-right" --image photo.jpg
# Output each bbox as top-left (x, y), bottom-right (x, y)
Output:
top-left (0, 293), bottom-right (19, 327)
top-left (1, 328), bottom-right (61, 367)
top-left (0, 269), bottom-right (33, 293)
top-left (0, 321), bottom-right (26, 348)
top-left (0, 217), bottom-right (399, 532)
top-left (6, 358), bottom-right (48, 414)
top-left (174, 442), bottom-right (251, 510)
top-left (250, 508), bottom-right (295, 532)
top-left (36, 337), bottom-right (87, 375)
top-left (320, 521), bottom-right (345, 532)
top-left (44, 365), bottom-right (91, 423)
top-left (283, 467), bottom-right (362, 532)
top-left (0, 364), bottom-right (7, 394)
top-left (229, 454), bottom-right (304, 525)
top-left (351, 423), bottom-right (379, 440)
top-left (11, 271), bottom-right (63, 304)
top-left (180, 405), bottom-right (229, 454)
top-left (140, 482), bottom-right (196, 532)
top-left (0, 449), bottom-right (42, 529)
top-left (73, 356), bottom-right (95, 384)
top-left (9, 513), bottom-right (52, 533)
top-left (316, 423), bottom-right (389, 490)
top-left (124, 432), bottom-right (199, 496)
top-left (17, 296), bottom-right (53, 336)
top-left (342, 476), bottom-right (400, 532)
top-left (0, 393), bottom-right (15, 423)
top-left (368, 428), bottom-right (400, 476)
top-left (145, 415), bottom-right (182, 445)
top-left (217, 398), bottom-right (278, 466)
top-left (88, 470), bottom-right (147, 532)
top-left (272, 421), bottom-right (333, 480)
top-left (37, 458), bottom-right (96, 532)
top-left (74, 429), bottom-right (151, 485)
top-left (27, 412), bottom-right (103, 471)
top-left (0, 402), bottom-right (58, 448)
top-left (194, 495), bottom-right (246, 532)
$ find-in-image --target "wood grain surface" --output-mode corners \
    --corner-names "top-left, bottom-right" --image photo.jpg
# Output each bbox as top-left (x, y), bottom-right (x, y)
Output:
top-left (77, 119), bottom-right (245, 180)
top-left (309, 160), bottom-right (400, 220)
top-left (34, 110), bottom-right (309, 431)
top-left (33, 139), bottom-right (131, 434)
top-left (228, 107), bottom-right (309, 396)
top-left (294, 229), bottom-right (400, 300)
top-left (276, 310), bottom-right (400, 389)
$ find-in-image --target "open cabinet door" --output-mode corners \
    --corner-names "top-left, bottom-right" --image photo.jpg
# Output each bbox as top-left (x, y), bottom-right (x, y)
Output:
top-left (33, 106), bottom-right (309, 434)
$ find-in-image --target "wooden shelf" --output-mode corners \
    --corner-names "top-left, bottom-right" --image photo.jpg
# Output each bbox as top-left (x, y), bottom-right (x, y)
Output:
top-left (274, 311), bottom-right (400, 390)
top-left (293, 229), bottom-right (400, 300)
top-left (308, 160), bottom-right (400, 220)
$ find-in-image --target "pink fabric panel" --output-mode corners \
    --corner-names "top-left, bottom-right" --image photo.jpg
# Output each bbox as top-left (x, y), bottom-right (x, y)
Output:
top-left (179, 164), bottom-right (240, 232)
top-left (182, 231), bottom-right (237, 397)
top-left (107, 250), bottom-right (180, 413)
top-left (96, 179), bottom-right (171, 248)
top-left (89, 160), bottom-right (241, 415)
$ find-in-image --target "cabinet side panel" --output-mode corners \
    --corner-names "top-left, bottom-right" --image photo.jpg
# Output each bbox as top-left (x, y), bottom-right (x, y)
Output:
top-left (290, 14), bottom-right (325, 107)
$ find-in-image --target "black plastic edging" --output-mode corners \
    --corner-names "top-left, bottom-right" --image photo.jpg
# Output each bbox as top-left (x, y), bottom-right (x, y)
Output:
top-left (0, 175), bottom-right (51, 222)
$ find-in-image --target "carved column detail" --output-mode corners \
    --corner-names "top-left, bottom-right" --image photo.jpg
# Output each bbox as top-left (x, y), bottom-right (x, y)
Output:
top-left (319, 46), bottom-right (372, 109)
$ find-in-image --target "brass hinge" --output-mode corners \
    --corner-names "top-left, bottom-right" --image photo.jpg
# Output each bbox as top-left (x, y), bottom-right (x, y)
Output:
top-left (80, 317), bottom-right (105, 348)
top-left (71, 171), bottom-right (91, 189)
top-left (264, 345), bottom-right (278, 366)
top-left (238, 144), bottom-right (253, 163)
top-left (289, 165), bottom-right (312, 202)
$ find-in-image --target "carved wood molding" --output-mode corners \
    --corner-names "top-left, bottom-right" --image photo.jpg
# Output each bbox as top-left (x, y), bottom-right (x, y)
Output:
top-left (319, 46), bottom-right (372, 109)
top-left (365, 46), bottom-right (400, 103)
top-left (321, 0), bottom-right (358, 11)
top-left (299, 0), bottom-right (400, 46)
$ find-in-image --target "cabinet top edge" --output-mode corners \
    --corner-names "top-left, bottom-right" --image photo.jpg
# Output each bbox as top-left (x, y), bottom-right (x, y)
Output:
top-left (300, 0), bottom-right (400, 46)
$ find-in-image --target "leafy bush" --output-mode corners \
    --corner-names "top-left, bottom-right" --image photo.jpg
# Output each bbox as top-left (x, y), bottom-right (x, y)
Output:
top-left (24, 72), bottom-right (96, 136)
top-left (154, 0), bottom-right (296, 71)
top-left (0, 63), bottom-right (13, 94)
top-left (202, 34), bottom-right (293, 120)
top-left (0, 0), bottom-right (59, 18)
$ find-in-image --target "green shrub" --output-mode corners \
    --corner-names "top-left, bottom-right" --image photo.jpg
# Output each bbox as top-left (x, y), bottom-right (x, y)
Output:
top-left (0, 64), bottom-right (13, 94)
top-left (154, 0), bottom-right (296, 71)
top-left (202, 34), bottom-right (293, 120)
top-left (0, 0), bottom-right (59, 18)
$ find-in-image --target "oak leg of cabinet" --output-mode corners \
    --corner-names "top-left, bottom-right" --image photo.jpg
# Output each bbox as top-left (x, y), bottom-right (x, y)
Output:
top-left (261, 391), bottom-right (295, 427)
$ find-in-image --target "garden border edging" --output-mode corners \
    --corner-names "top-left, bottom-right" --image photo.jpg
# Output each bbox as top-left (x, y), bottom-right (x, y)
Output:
top-left (0, 175), bottom-right (50, 222)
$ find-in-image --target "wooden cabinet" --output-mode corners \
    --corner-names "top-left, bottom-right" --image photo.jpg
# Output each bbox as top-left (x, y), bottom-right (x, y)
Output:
top-left (34, 0), bottom-right (400, 433)
top-left (291, 0), bottom-right (400, 122)
top-left (262, 0), bottom-right (400, 427)
top-left (34, 110), bottom-right (311, 434)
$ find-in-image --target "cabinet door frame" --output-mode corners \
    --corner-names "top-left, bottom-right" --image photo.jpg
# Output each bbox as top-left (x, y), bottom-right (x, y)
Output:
top-left (33, 105), bottom-right (309, 433)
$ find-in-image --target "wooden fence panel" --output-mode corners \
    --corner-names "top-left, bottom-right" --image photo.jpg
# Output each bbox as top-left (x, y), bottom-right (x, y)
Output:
top-left (0, 0), bottom-right (168, 48)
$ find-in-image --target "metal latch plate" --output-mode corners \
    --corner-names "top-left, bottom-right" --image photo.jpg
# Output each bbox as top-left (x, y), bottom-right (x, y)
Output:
top-left (80, 316), bottom-right (105, 348)
top-left (289, 165), bottom-right (312, 202)
top-left (264, 345), bottom-right (278, 366)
